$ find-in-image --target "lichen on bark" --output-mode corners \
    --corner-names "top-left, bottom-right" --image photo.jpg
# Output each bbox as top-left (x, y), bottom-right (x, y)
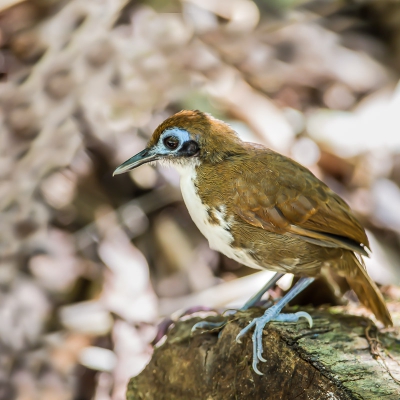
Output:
top-left (127, 308), bottom-right (400, 400)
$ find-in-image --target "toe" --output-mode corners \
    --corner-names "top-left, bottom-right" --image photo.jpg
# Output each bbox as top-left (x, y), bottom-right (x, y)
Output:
top-left (252, 335), bottom-right (264, 375)
top-left (191, 320), bottom-right (226, 333)
top-left (255, 324), bottom-right (266, 362)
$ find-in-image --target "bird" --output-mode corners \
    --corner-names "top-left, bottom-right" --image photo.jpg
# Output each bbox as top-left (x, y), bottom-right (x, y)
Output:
top-left (113, 109), bottom-right (392, 374)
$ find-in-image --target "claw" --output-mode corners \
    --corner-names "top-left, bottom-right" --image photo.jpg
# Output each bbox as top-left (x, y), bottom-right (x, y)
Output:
top-left (273, 311), bottom-right (313, 328)
top-left (258, 354), bottom-right (266, 363)
top-left (191, 320), bottom-right (226, 333)
top-left (235, 319), bottom-right (256, 343)
top-left (257, 352), bottom-right (267, 362)
top-left (296, 311), bottom-right (313, 328)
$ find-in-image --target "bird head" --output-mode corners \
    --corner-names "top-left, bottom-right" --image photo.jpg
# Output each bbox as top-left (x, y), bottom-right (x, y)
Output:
top-left (113, 110), bottom-right (245, 176)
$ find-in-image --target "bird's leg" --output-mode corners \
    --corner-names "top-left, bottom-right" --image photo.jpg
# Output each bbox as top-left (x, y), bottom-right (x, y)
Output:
top-left (236, 277), bottom-right (315, 375)
top-left (241, 273), bottom-right (284, 310)
top-left (191, 272), bottom-right (284, 333)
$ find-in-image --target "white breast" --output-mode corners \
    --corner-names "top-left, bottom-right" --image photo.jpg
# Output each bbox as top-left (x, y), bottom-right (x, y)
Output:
top-left (176, 163), bottom-right (262, 270)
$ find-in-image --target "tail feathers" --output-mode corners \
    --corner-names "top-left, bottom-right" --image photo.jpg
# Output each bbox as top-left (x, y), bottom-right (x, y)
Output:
top-left (346, 253), bottom-right (392, 327)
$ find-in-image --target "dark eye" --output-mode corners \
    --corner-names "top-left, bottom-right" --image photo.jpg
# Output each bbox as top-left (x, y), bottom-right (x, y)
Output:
top-left (163, 136), bottom-right (179, 150)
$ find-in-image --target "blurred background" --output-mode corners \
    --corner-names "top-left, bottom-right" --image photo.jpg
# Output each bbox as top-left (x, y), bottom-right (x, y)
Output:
top-left (1, 0), bottom-right (400, 398)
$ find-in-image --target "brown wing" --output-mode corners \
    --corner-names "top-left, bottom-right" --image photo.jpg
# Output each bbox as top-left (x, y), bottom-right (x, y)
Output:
top-left (232, 148), bottom-right (370, 255)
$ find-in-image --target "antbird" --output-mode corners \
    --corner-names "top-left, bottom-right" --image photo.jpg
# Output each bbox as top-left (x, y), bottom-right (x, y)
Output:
top-left (113, 110), bottom-right (392, 374)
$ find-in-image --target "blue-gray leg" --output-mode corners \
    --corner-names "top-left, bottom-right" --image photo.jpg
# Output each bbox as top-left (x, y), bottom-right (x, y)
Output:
top-left (192, 272), bottom-right (284, 333)
top-left (241, 273), bottom-right (284, 310)
top-left (236, 277), bottom-right (315, 375)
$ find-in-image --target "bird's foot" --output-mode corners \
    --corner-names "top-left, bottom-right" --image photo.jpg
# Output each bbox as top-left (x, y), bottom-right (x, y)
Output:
top-left (191, 300), bottom-right (273, 335)
top-left (236, 304), bottom-right (313, 375)
top-left (153, 306), bottom-right (217, 345)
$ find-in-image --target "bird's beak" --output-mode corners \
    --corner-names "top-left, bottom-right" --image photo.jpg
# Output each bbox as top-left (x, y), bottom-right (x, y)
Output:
top-left (113, 148), bottom-right (158, 176)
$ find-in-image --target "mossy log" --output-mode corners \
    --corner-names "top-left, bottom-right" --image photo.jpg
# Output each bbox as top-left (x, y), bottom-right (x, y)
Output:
top-left (127, 308), bottom-right (400, 400)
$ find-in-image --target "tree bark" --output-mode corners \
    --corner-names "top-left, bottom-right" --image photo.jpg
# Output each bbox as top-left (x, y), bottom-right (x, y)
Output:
top-left (126, 308), bottom-right (400, 400)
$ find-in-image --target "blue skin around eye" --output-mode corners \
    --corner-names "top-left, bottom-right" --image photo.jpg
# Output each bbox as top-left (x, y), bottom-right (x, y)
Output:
top-left (155, 128), bottom-right (190, 154)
